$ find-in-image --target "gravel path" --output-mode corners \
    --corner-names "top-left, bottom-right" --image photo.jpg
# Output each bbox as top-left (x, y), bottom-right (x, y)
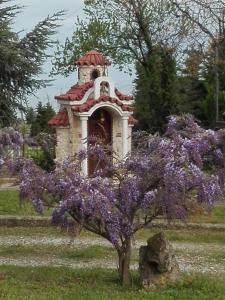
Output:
top-left (0, 235), bottom-right (224, 273)
top-left (0, 236), bottom-right (111, 247)
top-left (1, 235), bottom-right (225, 252)
top-left (0, 179), bottom-right (18, 190)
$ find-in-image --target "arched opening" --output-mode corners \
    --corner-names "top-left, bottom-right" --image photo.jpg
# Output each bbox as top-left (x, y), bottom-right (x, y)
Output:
top-left (90, 69), bottom-right (100, 80)
top-left (88, 108), bottom-right (112, 175)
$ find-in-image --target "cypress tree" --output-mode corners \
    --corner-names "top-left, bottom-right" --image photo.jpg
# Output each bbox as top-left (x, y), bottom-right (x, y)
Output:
top-left (135, 47), bottom-right (179, 133)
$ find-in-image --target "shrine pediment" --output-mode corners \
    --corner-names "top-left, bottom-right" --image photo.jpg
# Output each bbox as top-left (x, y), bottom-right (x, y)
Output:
top-left (55, 81), bottom-right (133, 105)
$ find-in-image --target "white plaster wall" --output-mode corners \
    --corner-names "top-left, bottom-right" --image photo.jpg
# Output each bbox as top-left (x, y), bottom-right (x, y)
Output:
top-left (128, 126), bottom-right (132, 153)
top-left (79, 66), bottom-right (105, 84)
top-left (112, 112), bottom-right (123, 160)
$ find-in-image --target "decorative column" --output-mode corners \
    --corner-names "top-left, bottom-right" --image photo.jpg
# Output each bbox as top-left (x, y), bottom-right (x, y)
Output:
top-left (80, 116), bottom-right (88, 175)
top-left (122, 116), bottom-right (129, 159)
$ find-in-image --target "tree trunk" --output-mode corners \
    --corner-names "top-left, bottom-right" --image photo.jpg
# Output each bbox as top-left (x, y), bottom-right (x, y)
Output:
top-left (118, 238), bottom-right (131, 286)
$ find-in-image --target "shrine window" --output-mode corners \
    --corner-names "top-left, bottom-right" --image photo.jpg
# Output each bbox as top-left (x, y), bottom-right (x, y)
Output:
top-left (91, 69), bottom-right (100, 80)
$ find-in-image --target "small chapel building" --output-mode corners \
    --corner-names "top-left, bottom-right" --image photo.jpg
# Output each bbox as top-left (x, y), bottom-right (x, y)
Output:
top-left (48, 50), bottom-right (136, 175)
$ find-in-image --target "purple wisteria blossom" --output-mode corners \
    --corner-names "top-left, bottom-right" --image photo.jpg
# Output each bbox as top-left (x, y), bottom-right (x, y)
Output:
top-left (0, 127), bottom-right (23, 164)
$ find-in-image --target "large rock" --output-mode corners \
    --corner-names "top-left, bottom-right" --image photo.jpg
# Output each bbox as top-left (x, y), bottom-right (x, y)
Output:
top-left (139, 232), bottom-right (180, 289)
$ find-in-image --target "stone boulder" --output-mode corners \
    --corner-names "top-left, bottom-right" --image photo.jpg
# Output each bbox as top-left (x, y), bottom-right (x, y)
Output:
top-left (139, 232), bottom-right (180, 289)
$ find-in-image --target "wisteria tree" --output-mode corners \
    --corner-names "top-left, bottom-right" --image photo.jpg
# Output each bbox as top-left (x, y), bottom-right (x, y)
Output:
top-left (6, 115), bottom-right (225, 286)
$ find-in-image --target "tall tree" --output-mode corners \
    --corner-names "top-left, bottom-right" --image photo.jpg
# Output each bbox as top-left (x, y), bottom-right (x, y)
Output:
top-left (52, 0), bottom-right (188, 133)
top-left (178, 41), bottom-right (225, 128)
top-left (171, 0), bottom-right (225, 124)
top-left (177, 48), bottom-right (209, 126)
top-left (52, 0), bottom-right (188, 76)
top-left (135, 47), bottom-right (179, 133)
top-left (28, 102), bottom-right (55, 137)
top-left (25, 107), bottom-right (37, 128)
top-left (0, 0), bottom-right (63, 126)
top-left (204, 39), bottom-right (225, 124)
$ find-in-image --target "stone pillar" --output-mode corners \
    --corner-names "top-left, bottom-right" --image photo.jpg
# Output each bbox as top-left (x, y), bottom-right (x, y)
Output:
top-left (122, 116), bottom-right (129, 159)
top-left (80, 116), bottom-right (88, 175)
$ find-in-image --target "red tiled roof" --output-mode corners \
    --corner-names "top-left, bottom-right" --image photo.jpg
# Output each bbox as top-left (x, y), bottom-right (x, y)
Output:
top-left (55, 81), bottom-right (133, 102)
top-left (55, 82), bottom-right (94, 101)
top-left (128, 115), bottom-right (138, 125)
top-left (115, 89), bottom-right (133, 101)
top-left (72, 96), bottom-right (134, 113)
top-left (75, 50), bottom-right (111, 66)
top-left (48, 109), bottom-right (69, 127)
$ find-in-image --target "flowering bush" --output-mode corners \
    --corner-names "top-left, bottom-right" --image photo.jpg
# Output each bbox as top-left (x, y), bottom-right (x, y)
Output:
top-left (0, 127), bottom-right (56, 172)
top-left (0, 127), bottom-right (23, 168)
top-left (7, 114), bottom-right (224, 285)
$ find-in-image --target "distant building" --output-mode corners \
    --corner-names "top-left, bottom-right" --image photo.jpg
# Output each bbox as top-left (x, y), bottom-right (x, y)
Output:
top-left (49, 50), bottom-right (136, 175)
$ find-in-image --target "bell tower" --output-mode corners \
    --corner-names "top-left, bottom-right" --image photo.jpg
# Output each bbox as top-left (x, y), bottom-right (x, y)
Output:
top-left (75, 50), bottom-right (111, 84)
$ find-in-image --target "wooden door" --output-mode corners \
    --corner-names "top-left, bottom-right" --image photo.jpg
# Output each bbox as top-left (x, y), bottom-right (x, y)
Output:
top-left (88, 109), bottom-right (112, 175)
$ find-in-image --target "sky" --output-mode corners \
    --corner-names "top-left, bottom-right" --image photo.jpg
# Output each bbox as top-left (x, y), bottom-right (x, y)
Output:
top-left (13, 0), bottom-right (135, 110)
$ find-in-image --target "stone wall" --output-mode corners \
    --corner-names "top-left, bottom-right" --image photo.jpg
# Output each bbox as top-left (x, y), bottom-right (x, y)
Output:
top-left (71, 115), bottom-right (81, 155)
top-left (78, 66), bottom-right (105, 84)
top-left (55, 127), bottom-right (70, 160)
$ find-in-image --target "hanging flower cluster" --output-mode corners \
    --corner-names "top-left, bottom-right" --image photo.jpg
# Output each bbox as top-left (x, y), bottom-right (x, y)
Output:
top-left (0, 127), bottom-right (23, 168)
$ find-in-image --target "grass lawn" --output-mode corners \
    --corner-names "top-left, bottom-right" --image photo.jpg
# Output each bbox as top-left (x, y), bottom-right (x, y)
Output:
top-left (0, 189), bottom-right (51, 217)
top-left (0, 226), bottom-right (65, 237)
top-left (0, 226), bottom-right (224, 299)
top-left (188, 204), bottom-right (225, 224)
top-left (0, 189), bottom-right (225, 299)
top-left (0, 266), bottom-right (225, 300)
top-left (0, 244), bottom-right (116, 261)
top-left (136, 227), bottom-right (225, 244)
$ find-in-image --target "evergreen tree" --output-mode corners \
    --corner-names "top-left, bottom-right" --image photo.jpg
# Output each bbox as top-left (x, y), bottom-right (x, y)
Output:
top-left (178, 44), bottom-right (225, 128)
top-left (135, 48), bottom-right (179, 133)
top-left (0, 0), bottom-right (63, 126)
top-left (44, 102), bottom-right (56, 132)
top-left (178, 76), bottom-right (209, 126)
top-left (29, 102), bottom-right (55, 137)
top-left (177, 48), bottom-right (209, 126)
top-left (204, 39), bottom-right (225, 125)
top-left (26, 107), bottom-right (36, 125)
top-left (25, 107), bottom-right (37, 136)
